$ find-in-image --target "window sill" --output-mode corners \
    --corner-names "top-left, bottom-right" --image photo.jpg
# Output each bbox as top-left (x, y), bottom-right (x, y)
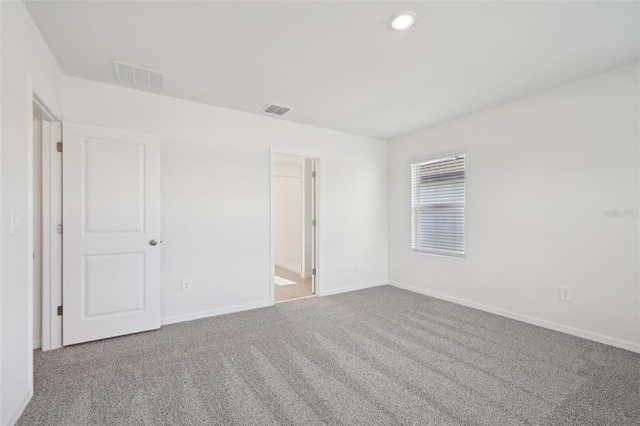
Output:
top-left (411, 250), bottom-right (465, 259)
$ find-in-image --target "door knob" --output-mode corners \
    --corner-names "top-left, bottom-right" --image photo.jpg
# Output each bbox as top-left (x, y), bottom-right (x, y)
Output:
top-left (149, 239), bottom-right (159, 246)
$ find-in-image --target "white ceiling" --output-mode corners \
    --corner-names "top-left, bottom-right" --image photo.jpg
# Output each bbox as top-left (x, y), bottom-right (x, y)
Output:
top-left (25, 1), bottom-right (640, 139)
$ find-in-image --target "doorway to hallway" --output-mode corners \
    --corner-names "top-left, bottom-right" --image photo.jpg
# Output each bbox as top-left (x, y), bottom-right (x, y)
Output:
top-left (272, 154), bottom-right (317, 302)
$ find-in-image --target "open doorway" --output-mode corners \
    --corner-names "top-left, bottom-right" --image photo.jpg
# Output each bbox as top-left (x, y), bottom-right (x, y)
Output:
top-left (273, 154), bottom-right (317, 302)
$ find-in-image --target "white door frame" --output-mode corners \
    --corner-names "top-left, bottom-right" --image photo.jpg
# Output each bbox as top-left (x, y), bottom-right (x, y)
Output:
top-left (33, 92), bottom-right (63, 351)
top-left (301, 159), bottom-right (314, 281)
top-left (269, 148), bottom-right (321, 305)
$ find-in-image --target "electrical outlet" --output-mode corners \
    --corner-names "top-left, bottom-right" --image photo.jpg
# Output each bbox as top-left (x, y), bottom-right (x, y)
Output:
top-left (559, 286), bottom-right (572, 301)
top-left (182, 279), bottom-right (192, 292)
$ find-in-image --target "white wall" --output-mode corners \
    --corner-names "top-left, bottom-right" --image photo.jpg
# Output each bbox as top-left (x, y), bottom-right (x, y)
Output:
top-left (63, 76), bottom-right (388, 321)
top-left (274, 157), bottom-right (303, 274)
top-left (389, 64), bottom-right (640, 351)
top-left (1, 1), bottom-right (64, 424)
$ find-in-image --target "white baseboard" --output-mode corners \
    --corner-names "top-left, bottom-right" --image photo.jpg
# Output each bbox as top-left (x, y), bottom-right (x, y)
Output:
top-left (161, 300), bottom-right (272, 326)
top-left (33, 338), bottom-right (41, 350)
top-left (390, 281), bottom-right (640, 354)
top-left (275, 263), bottom-right (302, 275)
top-left (321, 280), bottom-right (388, 297)
top-left (5, 389), bottom-right (33, 426)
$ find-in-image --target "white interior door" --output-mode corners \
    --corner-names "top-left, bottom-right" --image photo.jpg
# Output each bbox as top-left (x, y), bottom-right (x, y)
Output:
top-left (63, 123), bottom-right (161, 346)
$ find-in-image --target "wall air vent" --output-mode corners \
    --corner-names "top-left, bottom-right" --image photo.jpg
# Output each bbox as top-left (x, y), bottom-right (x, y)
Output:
top-left (263, 104), bottom-right (291, 116)
top-left (113, 61), bottom-right (166, 90)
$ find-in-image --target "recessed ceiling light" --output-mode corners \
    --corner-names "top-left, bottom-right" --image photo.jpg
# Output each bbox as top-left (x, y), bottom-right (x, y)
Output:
top-left (389, 11), bottom-right (417, 31)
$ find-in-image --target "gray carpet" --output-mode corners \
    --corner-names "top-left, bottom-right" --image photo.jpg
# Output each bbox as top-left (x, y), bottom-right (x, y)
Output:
top-left (18, 286), bottom-right (640, 425)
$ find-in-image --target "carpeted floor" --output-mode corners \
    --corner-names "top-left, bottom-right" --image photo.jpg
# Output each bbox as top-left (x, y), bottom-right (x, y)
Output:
top-left (18, 286), bottom-right (640, 425)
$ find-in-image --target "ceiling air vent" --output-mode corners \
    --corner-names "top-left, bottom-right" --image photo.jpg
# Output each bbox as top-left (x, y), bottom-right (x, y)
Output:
top-left (264, 104), bottom-right (291, 116)
top-left (113, 61), bottom-right (166, 90)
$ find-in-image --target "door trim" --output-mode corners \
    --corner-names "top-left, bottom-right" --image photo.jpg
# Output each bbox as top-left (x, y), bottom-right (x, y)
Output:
top-left (40, 119), bottom-right (63, 351)
top-left (269, 148), bottom-right (321, 305)
top-left (34, 92), bottom-right (63, 351)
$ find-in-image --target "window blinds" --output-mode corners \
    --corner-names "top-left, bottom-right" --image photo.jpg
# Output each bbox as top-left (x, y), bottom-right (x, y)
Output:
top-left (411, 154), bottom-right (465, 256)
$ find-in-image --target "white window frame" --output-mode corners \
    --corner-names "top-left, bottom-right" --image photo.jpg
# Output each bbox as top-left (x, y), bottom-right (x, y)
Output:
top-left (410, 153), bottom-right (466, 258)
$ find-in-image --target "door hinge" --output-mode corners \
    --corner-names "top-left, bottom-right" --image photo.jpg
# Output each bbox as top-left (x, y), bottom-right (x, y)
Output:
top-left (312, 219), bottom-right (316, 226)
top-left (56, 142), bottom-right (62, 153)
top-left (312, 268), bottom-right (316, 275)
top-left (57, 224), bottom-right (63, 234)
top-left (312, 171), bottom-right (316, 178)
top-left (57, 305), bottom-right (63, 316)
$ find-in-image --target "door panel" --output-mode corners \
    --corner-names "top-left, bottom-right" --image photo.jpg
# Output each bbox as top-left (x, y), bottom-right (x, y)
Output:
top-left (84, 138), bottom-right (145, 233)
top-left (63, 123), bottom-right (161, 346)
top-left (84, 253), bottom-right (145, 317)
